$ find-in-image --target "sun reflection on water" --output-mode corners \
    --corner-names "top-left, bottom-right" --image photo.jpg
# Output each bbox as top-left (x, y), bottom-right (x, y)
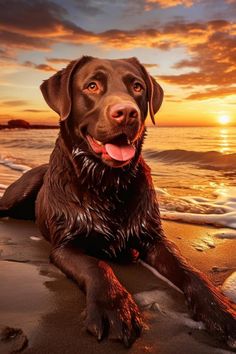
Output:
top-left (219, 128), bottom-right (230, 153)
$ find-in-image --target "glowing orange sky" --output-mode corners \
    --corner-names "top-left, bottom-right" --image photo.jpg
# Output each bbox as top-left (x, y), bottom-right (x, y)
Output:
top-left (0, 0), bottom-right (235, 126)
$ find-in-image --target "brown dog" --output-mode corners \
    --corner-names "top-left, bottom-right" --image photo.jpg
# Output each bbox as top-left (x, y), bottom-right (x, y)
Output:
top-left (0, 56), bottom-right (235, 348)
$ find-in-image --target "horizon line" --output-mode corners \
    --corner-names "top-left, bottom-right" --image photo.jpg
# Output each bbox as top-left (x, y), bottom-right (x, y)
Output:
top-left (0, 122), bottom-right (236, 128)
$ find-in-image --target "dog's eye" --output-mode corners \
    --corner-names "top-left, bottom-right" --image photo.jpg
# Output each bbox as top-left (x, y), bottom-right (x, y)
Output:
top-left (87, 82), bottom-right (99, 92)
top-left (133, 82), bottom-right (143, 93)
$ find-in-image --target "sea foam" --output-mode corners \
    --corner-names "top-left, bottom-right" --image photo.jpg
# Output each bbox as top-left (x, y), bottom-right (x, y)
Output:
top-left (222, 272), bottom-right (236, 303)
top-left (158, 187), bottom-right (236, 230)
top-left (0, 157), bottom-right (31, 173)
top-left (0, 184), bottom-right (7, 190)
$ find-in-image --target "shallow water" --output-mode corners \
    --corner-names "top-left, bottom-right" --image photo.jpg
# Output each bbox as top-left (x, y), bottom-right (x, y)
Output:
top-left (1, 127), bottom-right (236, 351)
top-left (158, 187), bottom-right (236, 230)
top-left (0, 126), bottom-right (236, 229)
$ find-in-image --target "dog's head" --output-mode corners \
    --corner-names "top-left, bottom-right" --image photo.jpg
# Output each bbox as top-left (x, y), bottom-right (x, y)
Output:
top-left (41, 56), bottom-right (163, 168)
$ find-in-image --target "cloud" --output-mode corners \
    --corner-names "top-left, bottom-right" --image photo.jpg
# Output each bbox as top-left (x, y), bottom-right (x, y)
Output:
top-left (160, 70), bottom-right (236, 86)
top-left (144, 0), bottom-right (195, 9)
top-left (0, 48), bottom-right (15, 60)
top-left (187, 86), bottom-right (236, 100)
top-left (72, 0), bottom-right (104, 15)
top-left (172, 59), bottom-right (199, 69)
top-left (0, 0), bottom-right (214, 53)
top-left (0, 1), bottom-right (235, 101)
top-left (164, 93), bottom-right (183, 102)
top-left (159, 20), bottom-right (236, 98)
top-left (1, 1), bottom-right (233, 56)
top-left (21, 109), bottom-right (49, 113)
top-left (23, 61), bottom-right (57, 72)
top-left (143, 63), bottom-right (160, 68)
top-left (1, 100), bottom-right (28, 106)
top-left (46, 57), bottom-right (71, 64)
top-left (0, 29), bottom-right (53, 51)
top-left (0, 0), bottom-right (66, 36)
top-left (96, 20), bottom-right (234, 52)
top-left (0, 0), bottom-right (95, 52)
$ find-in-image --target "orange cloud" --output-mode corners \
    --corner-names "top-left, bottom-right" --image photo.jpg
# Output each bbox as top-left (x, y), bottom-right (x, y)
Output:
top-left (0, 1), bottom-right (219, 54)
top-left (164, 94), bottom-right (183, 102)
top-left (0, 1), bottom-right (95, 54)
top-left (46, 57), bottom-right (71, 64)
top-left (1, 100), bottom-right (28, 106)
top-left (22, 109), bottom-right (48, 113)
top-left (160, 69), bottom-right (236, 86)
top-left (187, 86), bottom-right (236, 100)
top-left (23, 61), bottom-right (57, 72)
top-left (143, 63), bottom-right (160, 68)
top-left (0, 1), bottom-right (234, 56)
top-left (0, 1), bottom-right (235, 103)
top-left (145, 0), bottom-right (195, 8)
top-left (159, 20), bottom-right (236, 99)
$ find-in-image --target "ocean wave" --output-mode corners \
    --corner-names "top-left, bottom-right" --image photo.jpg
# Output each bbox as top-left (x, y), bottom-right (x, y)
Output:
top-left (0, 139), bottom-right (54, 149)
top-left (158, 187), bottom-right (236, 229)
top-left (0, 157), bottom-right (31, 173)
top-left (144, 149), bottom-right (236, 171)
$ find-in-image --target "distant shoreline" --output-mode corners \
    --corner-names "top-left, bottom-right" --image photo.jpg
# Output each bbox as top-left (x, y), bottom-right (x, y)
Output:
top-left (0, 124), bottom-right (58, 130)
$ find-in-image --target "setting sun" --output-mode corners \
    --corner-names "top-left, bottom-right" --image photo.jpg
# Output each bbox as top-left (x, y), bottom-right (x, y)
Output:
top-left (218, 115), bottom-right (230, 125)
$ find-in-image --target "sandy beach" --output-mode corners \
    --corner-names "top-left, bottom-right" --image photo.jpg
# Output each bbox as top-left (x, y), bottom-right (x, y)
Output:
top-left (0, 218), bottom-right (235, 354)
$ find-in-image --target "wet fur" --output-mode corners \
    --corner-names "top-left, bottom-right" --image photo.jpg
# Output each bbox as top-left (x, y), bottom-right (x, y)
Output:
top-left (36, 125), bottom-right (161, 259)
top-left (0, 56), bottom-right (235, 348)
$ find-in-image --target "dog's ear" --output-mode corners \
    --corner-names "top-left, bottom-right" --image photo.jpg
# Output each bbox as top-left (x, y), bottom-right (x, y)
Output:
top-left (40, 56), bottom-right (92, 121)
top-left (147, 75), bottom-right (164, 125)
top-left (127, 57), bottom-right (164, 125)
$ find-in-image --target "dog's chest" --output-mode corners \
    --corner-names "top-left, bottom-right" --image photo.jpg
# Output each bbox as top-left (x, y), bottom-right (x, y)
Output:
top-left (68, 186), bottom-right (157, 260)
top-left (68, 189), bottom-right (142, 257)
top-left (83, 189), bottom-right (131, 233)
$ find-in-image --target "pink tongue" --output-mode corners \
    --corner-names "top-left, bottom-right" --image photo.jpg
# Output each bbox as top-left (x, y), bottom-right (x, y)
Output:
top-left (104, 143), bottom-right (135, 161)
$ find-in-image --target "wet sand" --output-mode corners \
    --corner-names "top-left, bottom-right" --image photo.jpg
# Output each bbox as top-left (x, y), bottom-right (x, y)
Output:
top-left (0, 218), bottom-right (235, 354)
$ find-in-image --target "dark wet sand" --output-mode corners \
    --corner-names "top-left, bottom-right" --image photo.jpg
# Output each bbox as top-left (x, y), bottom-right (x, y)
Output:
top-left (0, 218), bottom-right (235, 354)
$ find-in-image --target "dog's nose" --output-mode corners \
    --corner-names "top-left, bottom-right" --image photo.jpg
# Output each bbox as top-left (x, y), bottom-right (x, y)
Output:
top-left (109, 103), bottom-right (140, 123)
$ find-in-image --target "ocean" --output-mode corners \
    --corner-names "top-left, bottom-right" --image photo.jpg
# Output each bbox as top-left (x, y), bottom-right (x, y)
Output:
top-left (0, 126), bottom-right (236, 234)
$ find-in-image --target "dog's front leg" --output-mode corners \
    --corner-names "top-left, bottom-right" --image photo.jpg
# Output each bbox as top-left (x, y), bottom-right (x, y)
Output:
top-left (143, 237), bottom-right (236, 348)
top-left (51, 245), bottom-right (142, 347)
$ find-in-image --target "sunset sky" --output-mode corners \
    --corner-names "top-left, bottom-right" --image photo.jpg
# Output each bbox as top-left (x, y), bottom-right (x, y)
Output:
top-left (0, 0), bottom-right (235, 126)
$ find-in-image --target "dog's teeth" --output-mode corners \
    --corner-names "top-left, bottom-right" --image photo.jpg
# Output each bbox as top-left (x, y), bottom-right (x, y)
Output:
top-left (94, 139), bottom-right (102, 146)
top-left (128, 139), bottom-right (134, 146)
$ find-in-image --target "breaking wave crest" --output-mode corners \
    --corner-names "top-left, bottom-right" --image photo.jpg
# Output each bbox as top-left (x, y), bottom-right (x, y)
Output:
top-left (157, 187), bottom-right (236, 230)
top-left (0, 156), bottom-right (31, 173)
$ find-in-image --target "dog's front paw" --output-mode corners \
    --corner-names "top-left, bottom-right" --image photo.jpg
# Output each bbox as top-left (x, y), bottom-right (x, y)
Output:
top-left (186, 276), bottom-right (236, 349)
top-left (85, 289), bottom-right (143, 347)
